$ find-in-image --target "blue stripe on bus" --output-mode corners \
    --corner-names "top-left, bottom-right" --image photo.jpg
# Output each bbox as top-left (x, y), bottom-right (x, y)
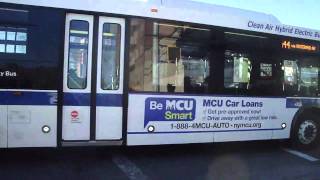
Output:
top-left (127, 128), bottom-right (284, 135)
top-left (63, 93), bottom-right (91, 106)
top-left (96, 93), bottom-right (122, 107)
top-left (63, 93), bottom-right (122, 107)
top-left (286, 98), bottom-right (320, 108)
top-left (0, 91), bottom-right (57, 106)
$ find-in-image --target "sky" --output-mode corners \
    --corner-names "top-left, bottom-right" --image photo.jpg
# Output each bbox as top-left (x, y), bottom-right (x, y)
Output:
top-left (192, 0), bottom-right (320, 30)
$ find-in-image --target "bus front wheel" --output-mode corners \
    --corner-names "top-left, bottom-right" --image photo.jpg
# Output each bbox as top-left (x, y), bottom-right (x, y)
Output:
top-left (292, 115), bottom-right (320, 150)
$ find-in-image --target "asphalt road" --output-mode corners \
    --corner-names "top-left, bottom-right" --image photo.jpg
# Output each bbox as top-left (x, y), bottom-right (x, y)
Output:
top-left (0, 141), bottom-right (319, 180)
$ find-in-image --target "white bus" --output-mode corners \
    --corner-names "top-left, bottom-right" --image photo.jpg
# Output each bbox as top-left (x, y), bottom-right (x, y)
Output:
top-left (0, 0), bottom-right (319, 149)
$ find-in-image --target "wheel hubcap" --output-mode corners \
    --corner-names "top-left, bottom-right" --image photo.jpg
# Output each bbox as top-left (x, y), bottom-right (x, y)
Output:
top-left (298, 120), bottom-right (318, 145)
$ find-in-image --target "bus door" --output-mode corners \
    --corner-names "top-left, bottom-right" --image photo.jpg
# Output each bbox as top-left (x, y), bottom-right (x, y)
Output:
top-left (62, 13), bottom-right (125, 143)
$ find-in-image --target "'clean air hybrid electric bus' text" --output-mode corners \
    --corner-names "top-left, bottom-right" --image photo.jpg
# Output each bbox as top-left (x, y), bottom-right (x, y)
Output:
top-left (0, 0), bottom-right (319, 149)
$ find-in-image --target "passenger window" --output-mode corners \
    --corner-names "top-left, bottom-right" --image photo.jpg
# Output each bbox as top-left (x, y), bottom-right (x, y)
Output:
top-left (224, 51), bottom-right (252, 89)
top-left (0, 8), bottom-right (63, 90)
top-left (300, 66), bottom-right (319, 96)
top-left (128, 20), bottom-right (211, 93)
top-left (157, 23), bottom-right (210, 93)
top-left (67, 20), bottom-right (89, 89)
top-left (101, 23), bottom-right (121, 90)
top-left (283, 60), bottom-right (299, 86)
top-left (282, 59), bottom-right (319, 97)
top-left (282, 60), bottom-right (299, 96)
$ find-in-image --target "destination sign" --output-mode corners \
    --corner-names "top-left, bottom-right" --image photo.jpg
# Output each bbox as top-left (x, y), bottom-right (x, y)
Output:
top-left (281, 41), bottom-right (317, 52)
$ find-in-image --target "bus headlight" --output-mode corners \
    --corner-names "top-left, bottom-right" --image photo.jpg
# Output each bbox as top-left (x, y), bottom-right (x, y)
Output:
top-left (42, 125), bottom-right (51, 133)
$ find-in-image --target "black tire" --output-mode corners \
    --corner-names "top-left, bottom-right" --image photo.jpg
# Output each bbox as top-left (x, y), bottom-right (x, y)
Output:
top-left (291, 114), bottom-right (320, 150)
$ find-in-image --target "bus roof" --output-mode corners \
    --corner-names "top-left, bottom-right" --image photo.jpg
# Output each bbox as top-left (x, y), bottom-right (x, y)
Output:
top-left (2, 0), bottom-right (320, 41)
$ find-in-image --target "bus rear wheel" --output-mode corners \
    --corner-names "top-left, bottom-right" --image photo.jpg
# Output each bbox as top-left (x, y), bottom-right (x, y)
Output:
top-left (292, 115), bottom-right (320, 150)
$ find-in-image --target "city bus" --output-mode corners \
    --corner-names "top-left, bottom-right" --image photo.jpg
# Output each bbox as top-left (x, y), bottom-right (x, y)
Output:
top-left (0, 0), bottom-right (319, 149)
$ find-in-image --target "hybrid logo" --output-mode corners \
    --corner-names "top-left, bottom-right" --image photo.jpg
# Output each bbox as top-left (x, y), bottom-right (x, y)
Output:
top-left (144, 98), bottom-right (196, 127)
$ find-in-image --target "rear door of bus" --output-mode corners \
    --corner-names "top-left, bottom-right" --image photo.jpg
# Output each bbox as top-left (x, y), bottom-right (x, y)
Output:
top-left (62, 13), bottom-right (125, 144)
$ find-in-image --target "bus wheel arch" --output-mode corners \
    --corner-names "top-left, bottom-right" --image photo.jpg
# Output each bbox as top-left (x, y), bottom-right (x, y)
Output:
top-left (290, 107), bottom-right (320, 149)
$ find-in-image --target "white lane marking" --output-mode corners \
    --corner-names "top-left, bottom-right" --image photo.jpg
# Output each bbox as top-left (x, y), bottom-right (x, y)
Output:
top-left (112, 153), bottom-right (148, 180)
top-left (282, 148), bottom-right (319, 162)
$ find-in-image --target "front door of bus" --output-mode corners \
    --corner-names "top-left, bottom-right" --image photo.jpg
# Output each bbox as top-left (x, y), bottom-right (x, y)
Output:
top-left (62, 13), bottom-right (125, 142)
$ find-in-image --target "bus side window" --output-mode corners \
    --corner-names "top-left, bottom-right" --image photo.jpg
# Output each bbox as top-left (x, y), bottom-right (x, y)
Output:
top-left (299, 66), bottom-right (319, 97)
top-left (224, 50), bottom-right (252, 93)
top-left (67, 20), bottom-right (89, 89)
top-left (282, 60), bottom-right (299, 96)
top-left (282, 59), bottom-right (320, 97)
top-left (248, 61), bottom-right (279, 96)
top-left (101, 23), bottom-right (121, 90)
